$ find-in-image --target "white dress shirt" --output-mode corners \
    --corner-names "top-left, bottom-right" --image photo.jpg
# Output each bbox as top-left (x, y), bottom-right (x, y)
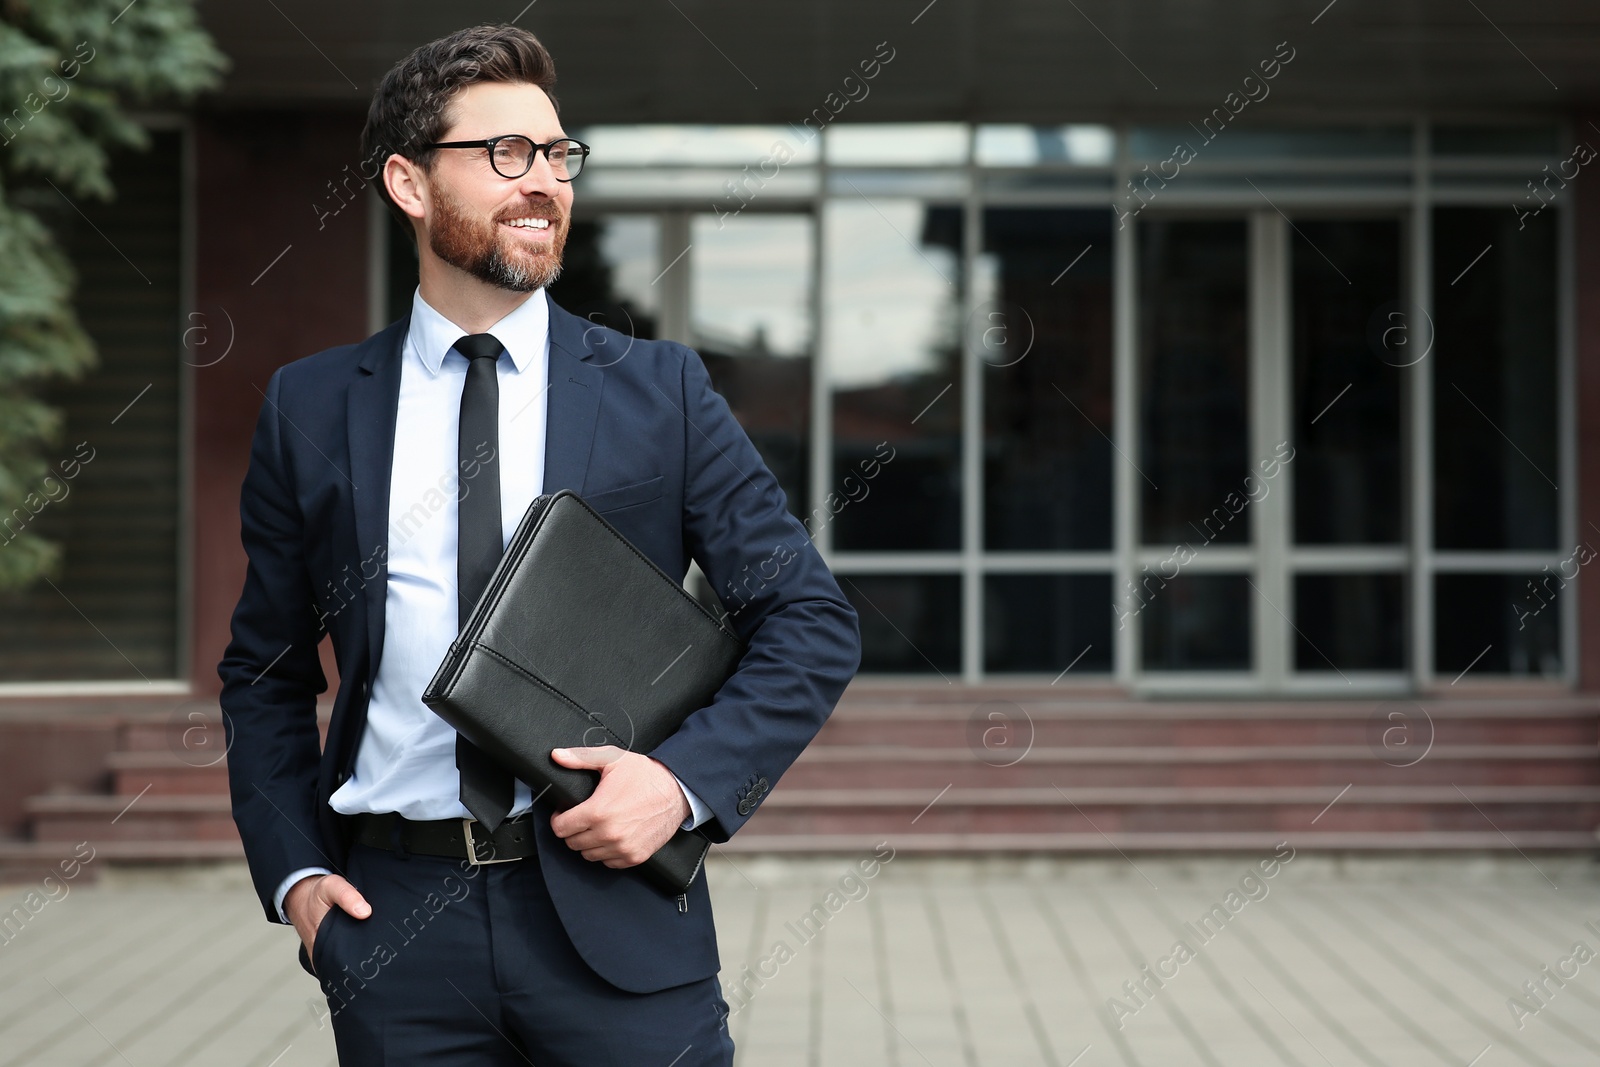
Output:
top-left (272, 286), bottom-right (709, 921)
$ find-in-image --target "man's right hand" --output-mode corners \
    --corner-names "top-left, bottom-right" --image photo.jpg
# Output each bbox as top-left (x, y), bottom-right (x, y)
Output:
top-left (285, 873), bottom-right (372, 965)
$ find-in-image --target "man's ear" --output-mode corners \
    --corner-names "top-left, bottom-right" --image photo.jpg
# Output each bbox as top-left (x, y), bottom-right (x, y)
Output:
top-left (384, 154), bottom-right (428, 226)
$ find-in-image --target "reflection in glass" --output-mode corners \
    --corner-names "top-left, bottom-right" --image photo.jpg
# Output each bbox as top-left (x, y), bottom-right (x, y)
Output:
top-left (1138, 220), bottom-right (1250, 546)
top-left (1128, 126), bottom-right (1411, 161)
top-left (976, 125), bottom-right (1115, 167)
top-left (1141, 574), bottom-right (1251, 671)
top-left (826, 123), bottom-right (968, 166)
top-left (1435, 574), bottom-right (1560, 677)
top-left (1431, 125), bottom-right (1560, 157)
top-left (572, 124), bottom-right (820, 166)
top-left (1433, 207), bottom-right (1558, 550)
top-left (1294, 574), bottom-right (1404, 671)
top-left (840, 574), bottom-right (961, 674)
top-left (546, 214), bottom-right (661, 344)
top-left (980, 209), bottom-right (1113, 550)
top-left (690, 213), bottom-right (813, 517)
top-left (1292, 219), bottom-right (1402, 544)
top-left (826, 201), bottom-right (963, 550)
top-left (985, 575), bottom-right (1113, 674)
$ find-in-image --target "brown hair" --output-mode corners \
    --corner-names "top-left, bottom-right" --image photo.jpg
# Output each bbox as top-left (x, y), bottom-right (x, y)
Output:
top-left (362, 23), bottom-right (559, 232)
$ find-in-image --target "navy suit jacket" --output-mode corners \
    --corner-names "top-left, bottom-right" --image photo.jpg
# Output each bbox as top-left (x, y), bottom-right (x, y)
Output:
top-left (217, 296), bottom-right (860, 993)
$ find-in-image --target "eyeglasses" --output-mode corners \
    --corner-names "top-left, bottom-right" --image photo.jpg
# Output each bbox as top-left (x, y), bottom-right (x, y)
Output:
top-left (422, 135), bottom-right (591, 181)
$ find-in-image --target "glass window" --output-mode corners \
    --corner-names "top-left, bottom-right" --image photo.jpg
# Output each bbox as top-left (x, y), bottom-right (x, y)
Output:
top-left (689, 213), bottom-right (813, 518)
top-left (985, 574), bottom-right (1113, 674)
top-left (1128, 126), bottom-right (1411, 162)
top-left (572, 124), bottom-right (820, 167)
top-left (1291, 218), bottom-right (1403, 544)
top-left (1431, 125), bottom-right (1561, 157)
top-left (825, 201), bottom-right (963, 551)
top-left (1432, 207), bottom-right (1558, 551)
top-left (840, 574), bottom-right (961, 675)
top-left (826, 123), bottom-right (968, 166)
top-left (1140, 574), bottom-right (1251, 671)
top-left (557, 122), bottom-right (1574, 688)
top-left (0, 132), bottom-right (183, 680)
top-left (980, 208), bottom-right (1114, 551)
top-left (1294, 574), bottom-right (1405, 671)
top-left (1138, 219), bottom-right (1250, 547)
top-left (976, 125), bottom-right (1114, 167)
top-left (1435, 573), bottom-right (1561, 677)
top-left (547, 214), bottom-right (662, 343)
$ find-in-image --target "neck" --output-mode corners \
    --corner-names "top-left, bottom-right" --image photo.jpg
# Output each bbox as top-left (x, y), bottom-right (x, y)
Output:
top-left (416, 251), bottom-right (538, 335)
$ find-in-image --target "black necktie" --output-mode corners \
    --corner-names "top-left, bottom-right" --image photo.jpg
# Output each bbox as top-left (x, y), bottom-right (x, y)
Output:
top-left (453, 332), bottom-right (514, 830)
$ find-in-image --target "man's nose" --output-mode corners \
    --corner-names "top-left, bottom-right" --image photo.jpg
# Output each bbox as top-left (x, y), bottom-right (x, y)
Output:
top-left (515, 151), bottom-right (564, 197)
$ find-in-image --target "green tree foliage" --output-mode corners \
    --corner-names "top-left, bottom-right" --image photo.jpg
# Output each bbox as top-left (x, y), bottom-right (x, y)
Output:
top-left (0, 0), bottom-right (225, 587)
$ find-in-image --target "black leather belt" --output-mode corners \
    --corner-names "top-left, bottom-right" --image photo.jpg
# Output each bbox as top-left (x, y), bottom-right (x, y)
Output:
top-left (350, 811), bottom-right (536, 865)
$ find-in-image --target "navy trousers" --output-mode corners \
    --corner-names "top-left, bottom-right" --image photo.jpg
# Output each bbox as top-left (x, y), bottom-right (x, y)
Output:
top-left (301, 841), bottom-right (735, 1065)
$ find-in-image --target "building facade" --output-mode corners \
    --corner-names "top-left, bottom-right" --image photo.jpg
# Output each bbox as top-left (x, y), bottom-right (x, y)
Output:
top-left (3, 3), bottom-right (1600, 699)
top-left (2, 115), bottom-right (1594, 699)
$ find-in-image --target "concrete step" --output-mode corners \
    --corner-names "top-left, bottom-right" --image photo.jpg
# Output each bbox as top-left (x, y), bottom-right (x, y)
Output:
top-left (24, 795), bottom-right (239, 844)
top-left (0, 837), bottom-right (243, 880)
top-left (107, 750), bottom-right (229, 795)
top-left (106, 743), bottom-right (1600, 795)
top-left (13, 692), bottom-right (1598, 860)
top-left (812, 710), bottom-right (1600, 748)
top-left (716, 830), bottom-right (1600, 852)
top-left (740, 785), bottom-right (1600, 835)
top-left (118, 710), bottom-right (328, 753)
top-left (781, 744), bottom-right (1600, 788)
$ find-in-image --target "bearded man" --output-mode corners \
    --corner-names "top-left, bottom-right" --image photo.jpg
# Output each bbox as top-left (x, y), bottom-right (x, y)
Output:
top-left (217, 22), bottom-right (859, 1066)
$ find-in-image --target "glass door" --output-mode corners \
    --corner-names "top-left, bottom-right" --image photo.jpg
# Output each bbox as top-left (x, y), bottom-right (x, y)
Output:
top-left (1132, 216), bottom-right (1255, 684)
top-left (1287, 216), bottom-right (1408, 684)
top-left (687, 212), bottom-right (815, 522)
top-left (1130, 211), bottom-right (1411, 693)
top-left (552, 208), bottom-right (819, 614)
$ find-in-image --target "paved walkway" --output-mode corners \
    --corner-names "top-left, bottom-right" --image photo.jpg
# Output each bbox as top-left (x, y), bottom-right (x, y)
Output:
top-left (3, 851), bottom-right (1600, 1065)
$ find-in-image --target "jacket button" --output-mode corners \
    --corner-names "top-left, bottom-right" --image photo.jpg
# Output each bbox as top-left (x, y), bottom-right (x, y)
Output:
top-left (736, 799), bottom-right (752, 816)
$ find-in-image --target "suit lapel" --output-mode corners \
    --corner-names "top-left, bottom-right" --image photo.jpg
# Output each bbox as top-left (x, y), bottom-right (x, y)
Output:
top-left (347, 315), bottom-right (409, 677)
top-left (542, 298), bottom-right (603, 495)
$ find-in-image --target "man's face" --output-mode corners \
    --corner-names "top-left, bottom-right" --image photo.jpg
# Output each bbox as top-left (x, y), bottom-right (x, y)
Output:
top-left (420, 81), bottom-right (575, 292)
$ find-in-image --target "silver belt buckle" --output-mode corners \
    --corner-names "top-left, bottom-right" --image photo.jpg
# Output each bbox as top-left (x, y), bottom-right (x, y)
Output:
top-left (462, 818), bottom-right (517, 865)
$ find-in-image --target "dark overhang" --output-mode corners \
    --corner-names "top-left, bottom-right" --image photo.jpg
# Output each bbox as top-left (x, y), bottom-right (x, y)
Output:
top-left (195, 0), bottom-right (1600, 119)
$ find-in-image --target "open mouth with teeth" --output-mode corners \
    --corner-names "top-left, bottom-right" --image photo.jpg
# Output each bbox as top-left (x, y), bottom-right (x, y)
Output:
top-left (501, 215), bottom-right (555, 237)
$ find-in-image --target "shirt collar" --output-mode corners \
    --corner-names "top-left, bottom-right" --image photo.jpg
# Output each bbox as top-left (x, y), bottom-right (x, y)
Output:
top-left (407, 286), bottom-right (548, 376)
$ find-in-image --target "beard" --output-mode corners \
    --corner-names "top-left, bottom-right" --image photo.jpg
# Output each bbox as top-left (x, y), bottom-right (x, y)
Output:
top-left (426, 179), bottom-right (568, 293)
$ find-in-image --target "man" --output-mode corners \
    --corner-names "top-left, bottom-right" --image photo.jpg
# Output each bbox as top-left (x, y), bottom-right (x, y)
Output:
top-left (217, 23), bottom-right (860, 1066)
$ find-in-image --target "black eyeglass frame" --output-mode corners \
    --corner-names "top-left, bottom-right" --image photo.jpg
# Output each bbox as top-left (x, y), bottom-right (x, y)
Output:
top-left (420, 135), bottom-right (591, 181)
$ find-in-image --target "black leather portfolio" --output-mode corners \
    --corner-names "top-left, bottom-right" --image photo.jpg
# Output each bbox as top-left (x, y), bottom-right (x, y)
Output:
top-left (421, 489), bottom-right (746, 894)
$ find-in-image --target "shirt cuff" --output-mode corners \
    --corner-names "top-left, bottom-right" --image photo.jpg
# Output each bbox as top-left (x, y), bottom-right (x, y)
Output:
top-left (672, 774), bottom-right (713, 831)
top-left (273, 866), bottom-right (334, 923)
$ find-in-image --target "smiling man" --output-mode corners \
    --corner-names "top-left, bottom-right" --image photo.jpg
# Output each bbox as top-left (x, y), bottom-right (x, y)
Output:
top-left (217, 23), bottom-right (860, 1066)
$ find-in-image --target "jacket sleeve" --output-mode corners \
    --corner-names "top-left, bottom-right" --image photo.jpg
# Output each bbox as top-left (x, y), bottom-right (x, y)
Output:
top-left (217, 366), bottom-right (337, 923)
top-left (646, 346), bottom-right (861, 841)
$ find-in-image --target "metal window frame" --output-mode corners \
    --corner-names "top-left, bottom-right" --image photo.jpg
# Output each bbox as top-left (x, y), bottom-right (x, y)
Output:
top-left (521, 116), bottom-right (1581, 691)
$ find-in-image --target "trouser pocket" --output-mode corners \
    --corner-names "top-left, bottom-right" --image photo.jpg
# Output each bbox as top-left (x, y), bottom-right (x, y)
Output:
top-left (302, 905), bottom-right (340, 978)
